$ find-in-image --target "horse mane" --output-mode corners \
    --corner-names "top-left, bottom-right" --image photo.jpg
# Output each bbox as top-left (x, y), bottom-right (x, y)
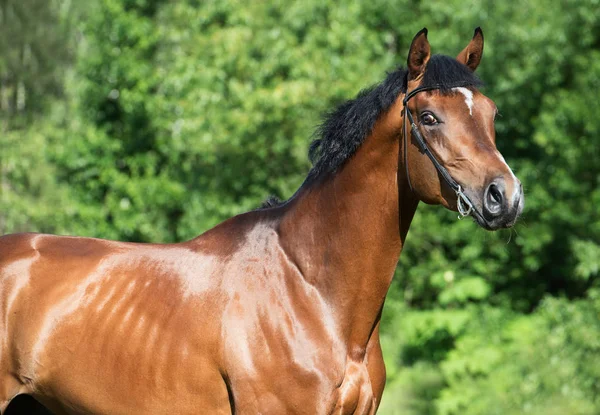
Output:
top-left (258, 195), bottom-right (284, 209)
top-left (260, 54), bottom-right (483, 209)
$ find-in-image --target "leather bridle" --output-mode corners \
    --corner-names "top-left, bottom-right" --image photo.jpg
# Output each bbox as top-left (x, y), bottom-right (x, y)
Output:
top-left (402, 85), bottom-right (476, 219)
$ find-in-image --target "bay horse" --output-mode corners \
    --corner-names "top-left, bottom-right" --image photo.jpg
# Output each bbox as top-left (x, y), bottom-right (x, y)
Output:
top-left (0, 28), bottom-right (523, 414)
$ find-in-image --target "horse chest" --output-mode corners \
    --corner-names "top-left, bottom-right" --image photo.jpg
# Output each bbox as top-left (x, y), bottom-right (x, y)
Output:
top-left (219, 268), bottom-right (381, 413)
top-left (227, 358), bottom-right (376, 415)
top-left (223, 323), bottom-right (377, 414)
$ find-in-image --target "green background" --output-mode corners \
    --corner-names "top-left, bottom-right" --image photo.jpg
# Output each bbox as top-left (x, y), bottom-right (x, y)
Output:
top-left (1, 1), bottom-right (599, 413)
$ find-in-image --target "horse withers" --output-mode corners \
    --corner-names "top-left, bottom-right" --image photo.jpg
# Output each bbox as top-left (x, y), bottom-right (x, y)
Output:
top-left (0, 28), bottom-right (522, 414)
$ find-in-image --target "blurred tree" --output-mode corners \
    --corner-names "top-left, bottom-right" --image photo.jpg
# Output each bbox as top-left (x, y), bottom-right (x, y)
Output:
top-left (0, 0), bottom-right (76, 234)
top-left (0, 0), bottom-right (71, 119)
top-left (48, 0), bottom-right (188, 242)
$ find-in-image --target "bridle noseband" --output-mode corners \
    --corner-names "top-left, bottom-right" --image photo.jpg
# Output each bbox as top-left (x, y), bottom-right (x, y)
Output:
top-left (402, 85), bottom-right (475, 219)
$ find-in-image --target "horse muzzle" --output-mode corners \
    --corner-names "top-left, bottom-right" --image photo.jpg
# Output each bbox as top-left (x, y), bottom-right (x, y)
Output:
top-left (475, 178), bottom-right (524, 230)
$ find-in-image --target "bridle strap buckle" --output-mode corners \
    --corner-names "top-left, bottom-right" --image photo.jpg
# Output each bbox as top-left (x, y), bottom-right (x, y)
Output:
top-left (456, 185), bottom-right (473, 219)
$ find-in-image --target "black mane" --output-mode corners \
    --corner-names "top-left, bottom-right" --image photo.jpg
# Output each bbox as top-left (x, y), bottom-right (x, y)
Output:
top-left (259, 54), bottom-right (483, 208)
top-left (258, 195), bottom-right (284, 209)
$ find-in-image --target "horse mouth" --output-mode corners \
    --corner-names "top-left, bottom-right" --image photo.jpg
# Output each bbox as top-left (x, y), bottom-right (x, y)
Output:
top-left (471, 207), bottom-right (497, 230)
top-left (471, 195), bottom-right (524, 231)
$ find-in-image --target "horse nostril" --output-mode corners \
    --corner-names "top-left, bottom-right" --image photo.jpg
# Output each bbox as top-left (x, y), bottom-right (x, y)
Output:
top-left (489, 185), bottom-right (502, 206)
top-left (484, 183), bottom-right (504, 216)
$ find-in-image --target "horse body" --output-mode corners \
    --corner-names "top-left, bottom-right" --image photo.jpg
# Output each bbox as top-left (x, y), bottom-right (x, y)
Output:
top-left (1, 28), bottom-right (523, 414)
top-left (1, 208), bottom-right (388, 414)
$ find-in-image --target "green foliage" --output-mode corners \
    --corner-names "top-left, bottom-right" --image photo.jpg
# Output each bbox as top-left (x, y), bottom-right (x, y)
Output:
top-left (381, 296), bottom-right (600, 415)
top-left (1, 1), bottom-right (599, 414)
top-left (437, 294), bottom-right (600, 415)
top-left (573, 240), bottom-right (600, 280)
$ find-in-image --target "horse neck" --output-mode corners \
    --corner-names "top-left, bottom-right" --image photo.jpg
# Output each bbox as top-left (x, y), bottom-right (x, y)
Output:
top-left (278, 95), bottom-right (418, 349)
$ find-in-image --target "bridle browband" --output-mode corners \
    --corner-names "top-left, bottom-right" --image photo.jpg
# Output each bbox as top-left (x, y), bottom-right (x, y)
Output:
top-left (402, 85), bottom-right (475, 218)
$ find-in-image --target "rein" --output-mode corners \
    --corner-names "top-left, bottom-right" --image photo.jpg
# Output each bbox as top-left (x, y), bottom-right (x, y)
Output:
top-left (402, 85), bottom-right (475, 219)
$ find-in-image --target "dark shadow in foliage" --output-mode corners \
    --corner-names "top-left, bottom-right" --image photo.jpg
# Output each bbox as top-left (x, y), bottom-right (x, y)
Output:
top-left (5, 395), bottom-right (54, 415)
top-left (401, 328), bottom-right (456, 365)
top-left (123, 0), bottom-right (163, 16)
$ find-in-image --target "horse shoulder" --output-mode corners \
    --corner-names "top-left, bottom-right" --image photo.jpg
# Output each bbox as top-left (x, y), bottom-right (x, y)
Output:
top-left (211, 223), bottom-right (354, 412)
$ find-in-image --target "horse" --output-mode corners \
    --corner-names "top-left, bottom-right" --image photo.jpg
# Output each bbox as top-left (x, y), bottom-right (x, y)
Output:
top-left (0, 27), bottom-right (523, 414)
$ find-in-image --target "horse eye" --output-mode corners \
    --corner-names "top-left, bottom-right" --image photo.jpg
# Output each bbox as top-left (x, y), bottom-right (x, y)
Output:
top-left (420, 112), bottom-right (438, 126)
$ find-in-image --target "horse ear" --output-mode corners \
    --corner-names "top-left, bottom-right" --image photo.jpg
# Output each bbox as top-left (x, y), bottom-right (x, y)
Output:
top-left (407, 28), bottom-right (431, 80)
top-left (457, 27), bottom-right (484, 71)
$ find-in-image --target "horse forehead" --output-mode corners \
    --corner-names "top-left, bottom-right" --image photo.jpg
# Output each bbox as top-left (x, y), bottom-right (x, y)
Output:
top-left (459, 89), bottom-right (496, 116)
top-left (452, 87), bottom-right (474, 115)
top-left (428, 91), bottom-right (495, 131)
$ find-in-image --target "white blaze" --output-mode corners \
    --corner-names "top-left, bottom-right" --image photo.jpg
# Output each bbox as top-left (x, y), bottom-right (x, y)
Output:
top-left (453, 87), bottom-right (474, 116)
top-left (495, 150), bottom-right (521, 205)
